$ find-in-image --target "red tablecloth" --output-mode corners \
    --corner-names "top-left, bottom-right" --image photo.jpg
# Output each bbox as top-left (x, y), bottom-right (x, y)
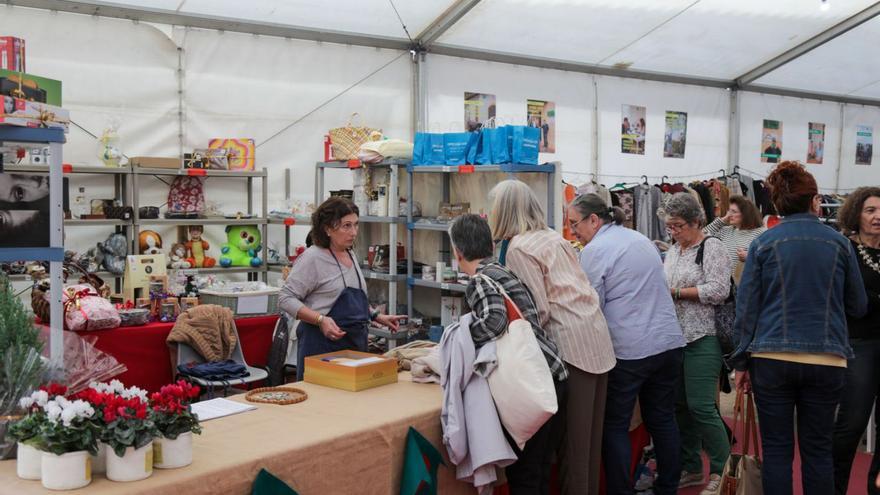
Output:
top-left (77, 315), bottom-right (279, 392)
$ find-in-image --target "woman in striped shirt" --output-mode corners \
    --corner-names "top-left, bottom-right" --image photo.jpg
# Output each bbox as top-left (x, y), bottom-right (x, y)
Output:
top-left (703, 195), bottom-right (765, 283)
top-left (489, 179), bottom-right (616, 495)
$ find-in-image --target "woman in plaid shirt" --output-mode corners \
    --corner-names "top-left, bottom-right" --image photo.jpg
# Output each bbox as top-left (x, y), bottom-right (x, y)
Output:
top-left (449, 213), bottom-right (568, 493)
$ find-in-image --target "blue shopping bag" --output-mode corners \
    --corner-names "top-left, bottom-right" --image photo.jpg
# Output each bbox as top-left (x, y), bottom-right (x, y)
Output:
top-left (443, 133), bottom-right (470, 165)
top-left (465, 132), bottom-right (481, 164)
top-left (489, 126), bottom-right (510, 164)
top-left (428, 134), bottom-right (445, 165)
top-left (412, 132), bottom-right (429, 165)
top-left (476, 129), bottom-right (493, 165)
top-left (509, 125), bottom-right (540, 165)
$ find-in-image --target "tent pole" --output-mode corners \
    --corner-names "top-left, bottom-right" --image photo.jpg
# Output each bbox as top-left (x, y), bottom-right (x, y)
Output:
top-left (591, 76), bottom-right (600, 180)
top-left (727, 89), bottom-right (740, 173)
top-left (834, 103), bottom-right (846, 193)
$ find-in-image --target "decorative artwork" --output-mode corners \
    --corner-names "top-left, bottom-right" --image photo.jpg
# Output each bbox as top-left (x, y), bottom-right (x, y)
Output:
top-left (621, 105), bottom-right (646, 155)
top-left (527, 99), bottom-right (556, 153)
top-left (807, 122), bottom-right (825, 165)
top-left (208, 138), bottom-right (255, 171)
top-left (464, 92), bottom-right (496, 132)
top-left (761, 119), bottom-right (783, 163)
top-left (857, 125), bottom-right (873, 166)
top-left (663, 111), bottom-right (687, 159)
top-left (0, 173), bottom-right (50, 247)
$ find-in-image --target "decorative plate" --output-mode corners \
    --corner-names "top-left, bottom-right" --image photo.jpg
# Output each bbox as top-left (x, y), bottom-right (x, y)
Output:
top-left (244, 387), bottom-right (308, 405)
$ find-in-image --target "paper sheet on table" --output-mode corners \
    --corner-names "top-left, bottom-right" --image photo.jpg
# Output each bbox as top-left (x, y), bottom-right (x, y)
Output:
top-left (191, 398), bottom-right (257, 421)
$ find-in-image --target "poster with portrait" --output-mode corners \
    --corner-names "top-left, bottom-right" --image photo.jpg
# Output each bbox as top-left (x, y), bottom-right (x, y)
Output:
top-left (464, 92), bottom-right (496, 132)
top-left (760, 119), bottom-right (783, 163)
top-left (527, 99), bottom-right (556, 153)
top-left (621, 105), bottom-right (646, 155)
top-left (856, 125), bottom-right (873, 166)
top-left (663, 111), bottom-right (687, 158)
top-left (0, 172), bottom-right (50, 247)
top-left (806, 122), bottom-right (825, 165)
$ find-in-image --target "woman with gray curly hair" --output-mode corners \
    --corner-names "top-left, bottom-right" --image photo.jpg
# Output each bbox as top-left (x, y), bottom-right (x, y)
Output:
top-left (662, 192), bottom-right (732, 495)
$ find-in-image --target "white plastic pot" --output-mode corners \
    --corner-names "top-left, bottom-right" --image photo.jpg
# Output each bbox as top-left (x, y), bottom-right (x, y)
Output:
top-left (154, 432), bottom-right (192, 469)
top-left (106, 442), bottom-right (153, 482)
top-left (41, 450), bottom-right (91, 490)
top-left (90, 442), bottom-right (107, 475)
top-left (16, 442), bottom-right (41, 480)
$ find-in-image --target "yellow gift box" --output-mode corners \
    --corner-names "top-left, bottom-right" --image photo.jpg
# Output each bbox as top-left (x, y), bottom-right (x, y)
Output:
top-left (304, 350), bottom-right (398, 392)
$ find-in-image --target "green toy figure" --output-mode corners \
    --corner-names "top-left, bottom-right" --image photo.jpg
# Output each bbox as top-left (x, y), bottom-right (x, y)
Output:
top-left (219, 225), bottom-right (263, 267)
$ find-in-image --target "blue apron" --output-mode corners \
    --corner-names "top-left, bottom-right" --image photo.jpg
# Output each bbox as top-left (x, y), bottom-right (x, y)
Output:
top-left (295, 250), bottom-right (370, 381)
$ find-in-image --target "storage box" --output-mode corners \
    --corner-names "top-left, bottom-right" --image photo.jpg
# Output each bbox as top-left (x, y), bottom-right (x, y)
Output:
top-left (0, 37), bottom-right (25, 72)
top-left (0, 69), bottom-right (62, 105)
top-left (199, 282), bottom-right (279, 316)
top-left (304, 350), bottom-right (398, 392)
top-left (129, 156), bottom-right (181, 169)
top-left (0, 95), bottom-right (68, 132)
top-left (208, 138), bottom-right (255, 171)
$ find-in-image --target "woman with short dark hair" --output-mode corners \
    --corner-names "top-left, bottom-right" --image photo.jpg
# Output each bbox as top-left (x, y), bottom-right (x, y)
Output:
top-left (279, 197), bottom-right (403, 380)
top-left (732, 161), bottom-right (867, 495)
top-left (833, 186), bottom-right (880, 494)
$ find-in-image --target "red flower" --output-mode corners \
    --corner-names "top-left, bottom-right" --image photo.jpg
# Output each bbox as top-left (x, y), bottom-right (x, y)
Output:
top-left (40, 383), bottom-right (68, 397)
top-left (135, 407), bottom-right (147, 420)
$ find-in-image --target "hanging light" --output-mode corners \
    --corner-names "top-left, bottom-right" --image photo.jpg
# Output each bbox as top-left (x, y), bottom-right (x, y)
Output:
top-left (820, 0), bottom-right (831, 11)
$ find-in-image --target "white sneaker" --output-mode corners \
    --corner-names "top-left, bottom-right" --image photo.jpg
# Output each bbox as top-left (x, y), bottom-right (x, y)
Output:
top-left (679, 471), bottom-right (703, 488)
top-left (700, 473), bottom-right (722, 495)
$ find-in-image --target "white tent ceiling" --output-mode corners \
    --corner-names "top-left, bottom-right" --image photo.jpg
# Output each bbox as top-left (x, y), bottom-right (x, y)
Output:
top-left (10, 0), bottom-right (880, 104)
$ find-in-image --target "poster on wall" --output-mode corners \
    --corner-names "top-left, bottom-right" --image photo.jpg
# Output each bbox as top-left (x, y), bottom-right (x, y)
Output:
top-left (806, 122), bottom-right (825, 165)
top-left (0, 172), bottom-right (50, 247)
top-left (464, 92), bottom-right (496, 132)
top-left (663, 111), bottom-right (687, 159)
top-left (760, 119), bottom-right (783, 163)
top-left (527, 99), bottom-right (556, 153)
top-left (856, 125), bottom-right (873, 166)
top-left (621, 105), bottom-right (646, 155)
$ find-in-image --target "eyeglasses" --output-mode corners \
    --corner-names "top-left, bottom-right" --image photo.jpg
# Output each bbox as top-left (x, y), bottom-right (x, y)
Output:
top-left (665, 221), bottom-right (688, 233)
top-left (568, 217), bottom-right (587, 229)
top-left (335, 222), bottom-right (359, 232)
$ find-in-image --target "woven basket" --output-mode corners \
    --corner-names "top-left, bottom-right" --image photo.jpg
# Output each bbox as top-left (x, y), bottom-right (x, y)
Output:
top-left (31, 263), bottom-right (107, 324)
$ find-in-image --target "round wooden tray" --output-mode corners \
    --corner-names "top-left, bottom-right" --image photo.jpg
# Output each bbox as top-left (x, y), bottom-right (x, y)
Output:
top-left (244, 386), bottom-right (308, 405)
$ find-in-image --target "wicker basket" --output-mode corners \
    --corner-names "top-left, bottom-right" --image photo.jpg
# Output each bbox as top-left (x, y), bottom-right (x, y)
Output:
top-left (199, 284), bottom-right (280, 317)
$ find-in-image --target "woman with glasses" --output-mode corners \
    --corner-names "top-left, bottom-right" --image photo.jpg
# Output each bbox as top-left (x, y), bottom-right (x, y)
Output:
top-left (568, 193), bottom-right (686, 495)
top-left (703, 195), bottom-right (765, 283)
top-left (663, 192), bottom-right (732, 495)
top-left (279, 197), bottom-right (404, 380)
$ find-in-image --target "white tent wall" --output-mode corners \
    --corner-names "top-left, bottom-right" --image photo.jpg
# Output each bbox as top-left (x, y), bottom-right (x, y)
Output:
top-left (839, 103), bottom-right (880, 191)
top-left (737, 92), bottom-right (844, 191)
top-left (595, 77), bottom-right (731, 185)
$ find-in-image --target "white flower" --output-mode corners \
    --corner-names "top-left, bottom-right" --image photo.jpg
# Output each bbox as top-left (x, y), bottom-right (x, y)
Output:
top-left (60, 407), bottom-right (76, 426)
top-left (45, 400), bottom-right (62, 424)
top-left (55, 396), bottom-right (70, 408)
top-left (121, 386), bottom-right (148, 402)
top-left (19, 396), bottom-right (34, 409)
top-left (108, 380), bottom-right (125, 394)
top-left (33, 390), bottom-right (49, 408)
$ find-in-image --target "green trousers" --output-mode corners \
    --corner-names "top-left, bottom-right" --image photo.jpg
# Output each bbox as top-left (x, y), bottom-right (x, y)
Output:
top-left (676, 335), bottom-right (731, 475)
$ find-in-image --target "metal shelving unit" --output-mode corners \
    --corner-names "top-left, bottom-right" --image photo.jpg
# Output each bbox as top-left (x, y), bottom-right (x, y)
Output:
top-left (405, 162), bottom-right (559, 318)
top-left (0, 127), bottom-right (66, 362)
top-left (131, 167), bottom-right (269, 282)
top-left (315, 159), bottom-right (404, 346)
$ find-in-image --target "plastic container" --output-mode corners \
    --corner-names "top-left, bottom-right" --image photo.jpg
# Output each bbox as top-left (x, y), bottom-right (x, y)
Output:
top-left (41, 450), bottom-right (91, 490)
top-left (199, 282), bottom-right (280, 317)
top-left (118, 309), bottom-right (150, 327)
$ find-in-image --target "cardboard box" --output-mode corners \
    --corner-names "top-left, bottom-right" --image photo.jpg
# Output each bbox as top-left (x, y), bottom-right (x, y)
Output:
top-left (208, 138), bottom-right (255, 171)
top-left (123, 254), bottom-right (168, 301)
top-left (0, 95), bottom-right (68, 132)
top-left (0, 37), bottom-right (25, 72)
top-left (304, 350), bottom-right (398, 392)
top-left (129, 156), bottom-right (181, 169)
top-left (0, 69), bottom-right (62, 105)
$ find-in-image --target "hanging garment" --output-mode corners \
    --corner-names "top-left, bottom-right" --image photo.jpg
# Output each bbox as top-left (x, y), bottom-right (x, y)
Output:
top-left (577, 181), bottom-right (612, 206)
top-left (691, 182), bottom-right (716, 223)
top-left (611, 189), bottom-right (636, 230)
top-left (562, 182), bottom-right (578, 242)
top-left (726, 176), bottom-right (744, 198)
top-left (752, 180), bottom-right (775, 215)
top-left (635, 183), bottom-right (665, 241)
top-left (709, 180), bottom-right (730, 218)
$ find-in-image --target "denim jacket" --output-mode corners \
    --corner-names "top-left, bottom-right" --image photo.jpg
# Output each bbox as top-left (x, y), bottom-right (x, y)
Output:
top-left (730, 213), bottom-right (867, 369)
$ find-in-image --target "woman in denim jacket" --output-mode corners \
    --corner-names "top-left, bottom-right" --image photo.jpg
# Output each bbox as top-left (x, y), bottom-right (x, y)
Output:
top-left (732, 161), bottom-right (867, 495)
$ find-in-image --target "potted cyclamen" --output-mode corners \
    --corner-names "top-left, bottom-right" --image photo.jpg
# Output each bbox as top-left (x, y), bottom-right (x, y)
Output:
top-left (94, 385), bottom-right (158, 482)
top-left (150, 380), bottom-right (201, 469)
top-left (37, 396), bottom-right (99, 490)
top-left (8, 384), bottom-right (67, 480)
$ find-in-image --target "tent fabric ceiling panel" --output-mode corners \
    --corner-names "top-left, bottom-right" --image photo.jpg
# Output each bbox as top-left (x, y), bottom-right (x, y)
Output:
top-left (753, 16), bottom-right (880, 98)
top-left (602, 0), bottom-right (879, 80)
top-left (176, 0), bottom-right (455, 40)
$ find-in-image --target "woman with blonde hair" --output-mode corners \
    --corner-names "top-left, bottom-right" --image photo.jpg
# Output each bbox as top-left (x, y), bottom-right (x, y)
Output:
top-left (489, 179), bottom-right (616, 495)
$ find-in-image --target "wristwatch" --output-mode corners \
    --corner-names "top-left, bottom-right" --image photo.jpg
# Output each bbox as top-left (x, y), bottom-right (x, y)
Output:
top-left (370, 309), bottom-right (381, 321)
top-left (316, 314), bottom-right (324, 326)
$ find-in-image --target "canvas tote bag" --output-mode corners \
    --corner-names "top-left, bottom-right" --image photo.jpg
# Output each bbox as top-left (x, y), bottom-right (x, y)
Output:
top-left (721, 388), bottom-right (762, 495)
top-left (475, 274), bottom-right (557, 450)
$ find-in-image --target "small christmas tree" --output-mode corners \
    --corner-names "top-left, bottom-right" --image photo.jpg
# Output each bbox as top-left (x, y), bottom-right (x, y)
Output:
top-left (0, 274), bottom-right (45, 459)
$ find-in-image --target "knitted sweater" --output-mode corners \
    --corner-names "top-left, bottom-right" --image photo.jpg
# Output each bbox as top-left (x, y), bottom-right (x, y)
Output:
top-left (703, 218), bottom-right (766, 271)
top-left (167, 304), bottom-right (237, 362)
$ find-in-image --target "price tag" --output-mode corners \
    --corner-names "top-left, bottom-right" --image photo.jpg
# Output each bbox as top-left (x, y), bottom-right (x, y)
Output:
top-left (186, 168), bottom-right (207, 176)
top-left (458, 165), bottom-right (475, 174)
top-left (440, 283), bottom-right (450, 290)
top-left (283, 218), bottom-right (296, 226)
top-left (347, 159), bottom-right (362, 169)
top-left (62, 164), bottom-right (73, 174)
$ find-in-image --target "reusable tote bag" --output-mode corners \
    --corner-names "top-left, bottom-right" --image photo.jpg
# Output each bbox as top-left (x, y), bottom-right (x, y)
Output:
top-left (443, 132), bottom-right (471, 165)
top-left (329, 113), bottom-right (381, 161)
top-left (476, 274), bottom-right (557, 449)
top-left (720, 388), bottom-right (762, 495)
top-left (509, 125), bottom-right (541, 165)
